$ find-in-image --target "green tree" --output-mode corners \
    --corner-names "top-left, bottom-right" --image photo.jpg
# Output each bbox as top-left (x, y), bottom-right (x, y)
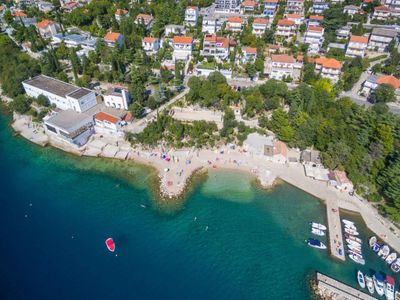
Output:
top-left (9, 95), bottom-right (31, 114)
top-left (370, 84), bottom-right (396, 103)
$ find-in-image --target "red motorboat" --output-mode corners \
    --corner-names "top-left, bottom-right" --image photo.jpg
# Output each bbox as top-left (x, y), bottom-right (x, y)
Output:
top-left (105, 238), bottom-right (115, 252)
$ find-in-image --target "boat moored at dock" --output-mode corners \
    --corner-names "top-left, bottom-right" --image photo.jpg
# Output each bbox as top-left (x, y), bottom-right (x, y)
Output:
top-left (386, 275), bottom-right (395, 300)
top-left (310, 222), bottom-right (327, 231)
top-left (365, 275), bottom-right (374, 295)
top-left (386, 252), bottom-right (398, 265)
top-left (307, 238), bottom-right (327, 250)
top-left (373, 273), bottom-right (385, 297)
top-left (357, 270), bottom-right (366, 289)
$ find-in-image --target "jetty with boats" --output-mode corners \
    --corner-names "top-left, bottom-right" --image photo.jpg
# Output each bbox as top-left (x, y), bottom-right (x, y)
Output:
top-left (315, 272), bottom-right (376, 300)
top-left (326, 198), bottom-right (346, 261)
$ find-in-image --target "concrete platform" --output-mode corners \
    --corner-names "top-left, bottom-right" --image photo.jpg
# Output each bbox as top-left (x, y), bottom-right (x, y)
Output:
top-left (101, 144), bottom-right (119, 158)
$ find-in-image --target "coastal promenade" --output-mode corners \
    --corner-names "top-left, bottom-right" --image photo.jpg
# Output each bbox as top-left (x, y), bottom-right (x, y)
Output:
top-left (315, 272), bottom-right (376, 300)
top-left (10, 114), bottom-right (400, 255)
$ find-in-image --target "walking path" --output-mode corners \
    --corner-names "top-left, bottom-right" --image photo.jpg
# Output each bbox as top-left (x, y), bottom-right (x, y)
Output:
top-left (316, 272), bottom-right (376, 300)
top-left (327, 198), bottom-right (346, 261)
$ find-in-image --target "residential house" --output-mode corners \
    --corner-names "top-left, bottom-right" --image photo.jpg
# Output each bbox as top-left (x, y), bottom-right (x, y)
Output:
top-left (142, 37), bottom-right (160, 53)
top-left (285, 0), bottom-right (304, 15)
top-left (23, 75), bottom-right (97, 113)
top-left (227, 16), bottom-right (244, 32)
top-left (368, 28), bottom-right (398, 52)
top-left (303, 25), bottom-right (324, 54)
top-left (43, 109), bottom-right (94, 146)
top-left (135, 13), bottom-right (153, 30)
top-left (115, 9), bottom-right (129, 22)
top-left (241, 0), bottom-right (257, 13)
top-left (361, 74), bottom-right (400, 99)
top-left (202, 16), bottom-right (222, 34)
top-left (202, 35), bottom-right (230, 61)
top-left (314, 57), bottom-right (342, 83)
top-left (95, 112), bottom-right (122, 132)
top-left (37, 2), bottom-right (54, 13)
top-left (242, 47), bottom-right (257, 63)
top-left (308, 15), bottom-right (324, 26)
top-left (165, 25), bottom-right (186, 36)
top-left (329, 170), bottom-right (354, 192)
top-left (269, 54), bottom-right (295, 80)
top-left (372, 5), bottom-right (392, 20)
top-left (62, 2), bottom-right (79, 13)
top-left (252, 18), bottom-right (269, 36)
top-left (336, 25), bottom-right (351, 40)
top-left (172, 36), bottom-right (193, 61)
top-left (215, 0), bottom-right (241, 13)
top-left (243, 133), bottom-right (288, 163)
top-left (346, 35), bottom-right (369, 57)
top-left (385, 0), bottom-right (400, 16)
top-left (276, 19), bottom-right (296, 40)
top-left (12, 11), bottom-right (36, 26)
top-left (36, 20), bottom-right (59, 38)
top-left (185, 6), bottom-right (199, 26)
top-left (343, 5), bottom-right (360, 15)
top-left (312, 1), bottom-right (329, 14)
top-left (52, 34), bottom-right (98, 53)
top-left (103, 32), bottom-right (124, 47)
top-left (285, 13), bottom-right (303, 25)
top-left (103, 87), bottom-right (131, 110)
top-left (263, 0), bottom-right (279, 16)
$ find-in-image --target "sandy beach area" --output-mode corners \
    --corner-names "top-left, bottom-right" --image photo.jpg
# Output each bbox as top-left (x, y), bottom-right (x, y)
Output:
top-left (9, 112), bottom-right (400, 254)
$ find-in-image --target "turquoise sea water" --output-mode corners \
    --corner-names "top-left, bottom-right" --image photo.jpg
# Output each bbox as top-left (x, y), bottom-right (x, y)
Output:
top-left (0, 111), bottom-right (398, 299)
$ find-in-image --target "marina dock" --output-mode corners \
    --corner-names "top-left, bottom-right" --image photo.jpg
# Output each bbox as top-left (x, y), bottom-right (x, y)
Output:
top-left (316, 272), bottom-right (376, 300)
top-left (326, 198), bottom-right (346, 261)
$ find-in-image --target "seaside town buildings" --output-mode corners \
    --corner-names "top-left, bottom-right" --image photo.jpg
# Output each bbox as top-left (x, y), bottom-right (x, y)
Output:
top-left (314, 57), bottom-right (342, 83)
top-left (185, 6), bottom-right (199, 26)
top-left (35, 20), bottom-right (59, 38)
top-left (165, 25), bottom-right (186, 36)
top-left (103, 87), bottom-right (131, 110)
top-left (308, 15), bottom-right (324, 26)
top-left (202, 35), bottom-right (230, 60)
top-left (135, 13), bottom-right (153, 30)
top-left (240, 0), bottom-right (257, 13)
top-left (312, 1), bottom-right (329, 14)
top-left (303, 25), bottom-right (324, 54)
top-left (202, 16), bottom-right (222, 34)
top-left (252, 18), bottom-right (269, 36)
top-left (263, 0), bottom-right (278, 16)
top-left (268, 54), bottom-right (296, 80)
top-left (285, 13), bottom-right (303, 25)
top-left (242, 47), bottom-right (257, 64)
top-left (361, 75), bottom-right (400, 100)
top-left (142, 37), bottom-right (161, 53)
top-left (372, 5), bottom-right (392, 20)
top-left (115, 9), bottom-right (129, 22)
top-left (243, 133), bottom-right (288, 164)
top-left (285, 0), bottom-right (304, 15)
top-left (368, 28), bottom-right (398, 52)
top-left (276, 19), bottom-right (297, 40)
top-left (346, 35), bottom-right (369, 57)
top-left (172, 36), bottom-right (193, 61)
top-left (103, 32), bottom-right (124, 47)
top-left (227, 16), bottom-right (244, 32)
top-left (215, 0), bottom-right (241, 13)
top-left (22, 75), bottom-right (97, 113)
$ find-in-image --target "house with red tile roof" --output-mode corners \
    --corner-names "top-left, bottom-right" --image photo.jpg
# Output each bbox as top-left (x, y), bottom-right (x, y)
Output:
top-left (135, 13), bottom-right (153, 30)
top-left (315, 57), bottom-right (342, 83)
top-left (202, 35), bottom-right (230, 61)
top-left (227, 16), bottom-right (244, 32)
top-left (242, 47), bottom-right (257, 63)
top-left (346, 35), bottom-right (369, 57)
top-left (362, 74), bottom-right (400, 100)
top-left (240, 0), bottom-right (257, 13)
top-left (373, 5), bottom-right (392, 20)
top-left (285, 13), bottom-right (303, 25)
top-left (285, 0), bottom-right (304, 15)
top-left (172, 36), bottom-right (193, 61)
top-left (36, 20), bottom-right (59, 38)
top-left (252, 18), bottom-right (269, 36)
top-left (329, 170), bottom-right (354, 192)
top-left (103, 32), bottom-right (124, 47)
top-left (115, 9), bottom-right (129, 22)
top-left (95, 112), bottom-right (122, 132)
top-left (269, 54), bottom-right (296, 80)
top-left (276, 19), bottom-right (297, 39)
top-left (303, 26), bottom-right (324, 54)
top-left (142, 37), bottom-right (160, 53)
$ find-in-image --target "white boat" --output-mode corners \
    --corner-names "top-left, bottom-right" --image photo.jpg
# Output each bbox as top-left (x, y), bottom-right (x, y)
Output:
top-left (369, 236), bottom-right (377, 248)
top-left (348, 244), bottom-right (362, 254)
top-left (344, 228), bottom-right (359, 236)
top-left (310, 222), bottom-right (327, 231)
top-left (311, 228), bottom-right (325, 236)
top-left (348, 251), bottom-right (365, 265)
top-left (378, 245), bottom-right (390, 259)
top-left (391, 259), bottom-right (400, 273)
top-left (307, 238), bottom-right (327, 249)
top-left (342, 219), bottom-right (354, 226)
top-left (346, 239), bottom-right (361, 247)
top-left (345, 224), bottom-right (358, 231)
top-left (365, 275), bottom-right (374, 295)
top-left (345, 234), bottom-right (362, 243)
top-left (373, 273), bottom-right (385, 297)
top-left (386, 275), bottom-right (395, 300)
top-left (386, 252), bottom-right (398, 265)
top-left (357, 271), bottom-right (366, 289)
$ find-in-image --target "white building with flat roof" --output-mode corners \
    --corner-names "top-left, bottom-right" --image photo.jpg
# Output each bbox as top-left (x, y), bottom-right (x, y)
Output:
top-left (23, 75), bottom-right (97, 113)
top-left (185, 6), bottom-right (199, 26)
top-left (202, 17), bottom-right (222, 34)
top-left (103, 87), bottom-right (131, 110)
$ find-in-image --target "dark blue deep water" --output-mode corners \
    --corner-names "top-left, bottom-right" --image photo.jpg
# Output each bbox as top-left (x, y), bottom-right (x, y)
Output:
top-left (0, 112), bottom-right (398, 299)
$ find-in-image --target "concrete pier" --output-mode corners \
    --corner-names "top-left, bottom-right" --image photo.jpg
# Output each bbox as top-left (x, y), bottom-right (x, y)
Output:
top-left (327, 198), bottom-right (346, 261)
top-left (316, 272), bottom-right (376, 300)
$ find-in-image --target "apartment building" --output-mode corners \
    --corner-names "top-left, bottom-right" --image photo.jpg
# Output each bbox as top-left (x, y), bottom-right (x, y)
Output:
top-left (285, 13), bottom-right (303, 25)
top-left (372, 5), bottom-right (392, 20)
top-left (185, 6), bottom-right (199, 26)
top-left (142, 37), bottom-right (161, 53)
top-left (172, 36), bottom-right (193, 61)
top-left (276, 19), bottom-right (297, 40)
top-left (103, 87), bottom-right (131, 110)
top-left (303, 26), bottom-right (324, 54)
top-left (308, 15), bottom-right (324, 26)
top-left (103, 32), bottom-right (124, 47)
top-left (285, 0), bottom-right (304, 15)
top-left (202, 35), bottom-right (230, 60)
top-left (241, 0), bottom-right (257, 13)
top-left (269, 54), bottom-right (295, 80)
top-left (242, 47), bottom-right (257, 63)
top-left (227, 16), bottom-right (244, 32)
top-left (252, 18), bottom-right (269, 36)
top-left (314, 57), bottom-right (342, 83)
top-left (36, 20), bottom-right (59, 38)
top-left (368, 28), bottom-right (398, 52)
top-left (312, 1), bottom-right (329, 14)
top-left (346, 35), bottom-right (369, 57)
top-left (215, 0), bottom-right (241, 13)
top-left (202, 16), bottom-right (222, 34)
top-left (263, 0), bottom-right (279, 16)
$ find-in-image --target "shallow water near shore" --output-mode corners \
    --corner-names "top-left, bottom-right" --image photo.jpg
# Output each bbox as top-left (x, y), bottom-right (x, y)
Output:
top-left (0, 112), bottom-right (399, 299)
